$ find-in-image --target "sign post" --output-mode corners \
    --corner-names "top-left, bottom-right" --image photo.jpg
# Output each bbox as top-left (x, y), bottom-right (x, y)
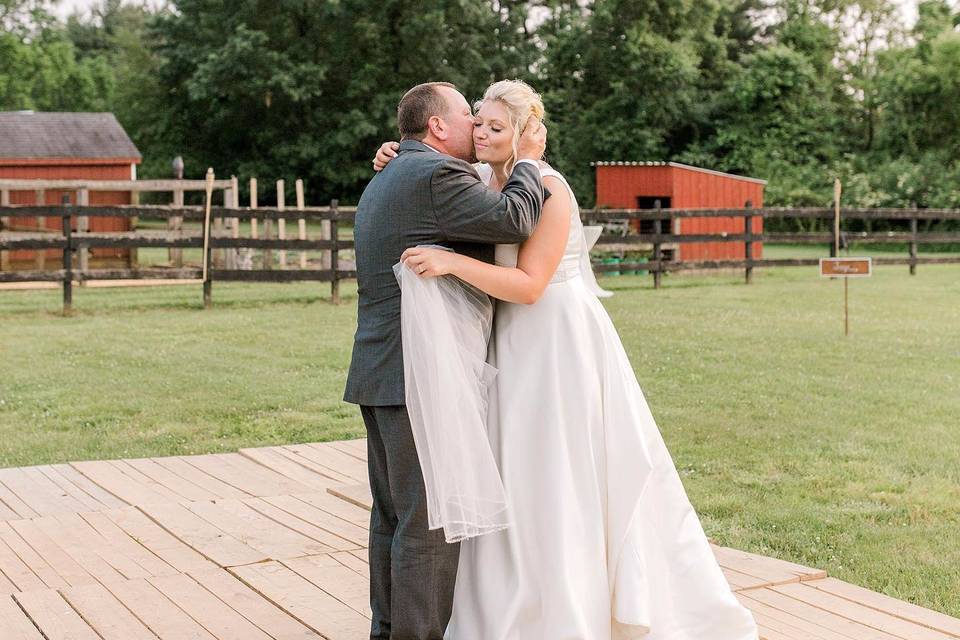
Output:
top-left (821, 179), bottom-right (871, 336)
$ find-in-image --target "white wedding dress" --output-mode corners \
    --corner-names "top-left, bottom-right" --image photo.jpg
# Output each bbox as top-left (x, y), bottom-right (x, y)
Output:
top-left (443, 164), bottom-right (759, 639)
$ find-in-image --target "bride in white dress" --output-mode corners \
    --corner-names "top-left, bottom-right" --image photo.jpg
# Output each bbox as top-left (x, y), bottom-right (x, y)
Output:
top-left (384, 80), bottom-right (758, 640)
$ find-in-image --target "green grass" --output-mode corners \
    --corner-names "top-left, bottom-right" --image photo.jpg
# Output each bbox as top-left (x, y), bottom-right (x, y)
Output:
top-left (1, 261), bottom-right (959, 617)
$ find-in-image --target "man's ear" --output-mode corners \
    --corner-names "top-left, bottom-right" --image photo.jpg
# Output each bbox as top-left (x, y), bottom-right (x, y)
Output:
top-left (428, 115), bottom-right (448, 141)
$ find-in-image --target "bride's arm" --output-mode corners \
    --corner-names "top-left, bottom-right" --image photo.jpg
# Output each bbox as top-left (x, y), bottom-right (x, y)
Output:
top-left (401, 176), bottom-right (570, 305)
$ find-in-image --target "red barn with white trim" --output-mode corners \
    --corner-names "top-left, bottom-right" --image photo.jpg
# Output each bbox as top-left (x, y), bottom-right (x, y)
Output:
top-left (0, 111), bottom-right (142, 266)
top-left (594, 161), bottom-right (765, 261)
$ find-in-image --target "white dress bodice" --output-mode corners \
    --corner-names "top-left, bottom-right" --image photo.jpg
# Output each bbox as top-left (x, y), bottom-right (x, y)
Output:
top-left (477, 163), bottom-right (585, 284)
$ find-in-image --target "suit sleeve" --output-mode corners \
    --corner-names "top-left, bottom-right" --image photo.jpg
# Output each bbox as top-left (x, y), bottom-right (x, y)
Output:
top-left (431, 158), bottom-right (546, 244)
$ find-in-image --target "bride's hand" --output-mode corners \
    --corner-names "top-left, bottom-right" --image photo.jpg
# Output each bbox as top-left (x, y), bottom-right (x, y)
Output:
top-left (373, 141), bottom-right (400, 171)
top-left (401, 247), bottom-right (457, 278)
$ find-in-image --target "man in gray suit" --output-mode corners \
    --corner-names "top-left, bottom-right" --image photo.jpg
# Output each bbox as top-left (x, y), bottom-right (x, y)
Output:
top-left (343, 81), bottom-right (548, 639)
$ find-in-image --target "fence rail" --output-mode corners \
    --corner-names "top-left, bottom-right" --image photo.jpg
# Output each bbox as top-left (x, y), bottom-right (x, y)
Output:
top-left (1, 202), bottom-right (958, 312)
top-left (582, 205), bottom-right (960, 286)
top-left (0, 197), bottom-right (356, 312)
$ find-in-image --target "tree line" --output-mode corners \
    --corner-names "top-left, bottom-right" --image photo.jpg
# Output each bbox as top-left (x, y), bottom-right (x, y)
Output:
top-left (1, 0), bottom-right (959, 211)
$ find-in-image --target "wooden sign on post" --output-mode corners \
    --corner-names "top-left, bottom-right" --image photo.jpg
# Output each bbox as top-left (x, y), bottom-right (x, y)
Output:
top-left (824, 179), bottom-right (871, 336)
top-left (819, 257), bottom-right (872, 278)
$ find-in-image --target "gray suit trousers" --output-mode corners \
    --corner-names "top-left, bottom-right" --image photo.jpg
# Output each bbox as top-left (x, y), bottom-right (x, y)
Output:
top-left (361, 405), bottom-right (460, 639)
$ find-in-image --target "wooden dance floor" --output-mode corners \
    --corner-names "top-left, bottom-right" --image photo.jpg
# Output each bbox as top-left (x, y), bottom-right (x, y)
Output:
top-left (0, 438), bottom-right (957, 639)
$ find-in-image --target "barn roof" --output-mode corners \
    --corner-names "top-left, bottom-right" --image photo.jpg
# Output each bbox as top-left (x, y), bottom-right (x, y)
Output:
top-left (591, 161), bottom-right (766, 185)
top-left (0, 112), bottom-right (141, 161)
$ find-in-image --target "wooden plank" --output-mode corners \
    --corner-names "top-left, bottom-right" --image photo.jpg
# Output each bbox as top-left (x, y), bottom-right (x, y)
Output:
top-left (78, 511), bottom-right (180, 578)
top-left (741, 588), bottom-right (903, 640)
top-left (60, 582), bottom-right (160, 639)
top-left (230, 560), bottom-right (370, 640)
top-left (150, 456), bottom-right (251, 499)
top-left (107, 577), bottom-right (218, 639)
top-left (290, 444), bottom-right (369, 482)
top-left (0, 559), bottom-right (17, 594)
top-left (0, 594), bottom-right (45, 639)
top-left (7, 519), bottom-right (95, 587)
top-left (0, 482), bottom-right (40, 519)
top-left (268, 447), bottom-right (357, 485)
top-left (70, 460), bottom-right (175, 506)
top-left (282, 554), bottom-right (371, 618)
top-left (50, 513), bottom-right (152, 581)
top-left (148, 572), bottom-right (274, 639)
top-left (327, 483), bottom-right (373, 511)
top-left (20, 465), bottom-right (98, 511)
top-left (105, 459), bottom-right (187, 502)
top-left (29, 514), bottom-right (129, 585)
top-left (120, 457), bottom-right (222, 501)
top-left (256, 495), bottom-right (368, 548)
top-left (34, 465), bottom-right (119, 511)
top-left (13, 589), bottom-right (101, 640)
top-left (0, 521), bottom-right (69, 589)
top-left (806, 578), bottom-right (960, 637)
top-left (724, 565), bottom-right (785, 591)
top-left (326, 439), bottom-right (367, 461)
top-left (238, 446), bottom-right (338, 491)
top-left (0, 499), bottom-right (19, 520)
top-left (183, 498), bottom-right (333, 561)
top-left (137, 502), bottom-right (269, 568)
top-left (0, 534), bottom-right (48, 592)
top-left (1, 467), bottom-right (90, 515)
top-left (289, 491), bottom-right (371, 527)
top-left (713, 545), bottom-right (826, 586)
top-left (101, 506), bottom-right (219, 575)
top-left (242, 497), bottom-right (362, 552)
top-left (187, 569), bottom-right (322, 640)
top-left (737, 592), bottom-right (866, 640)
top-left (330, 551), bottom-right (369, 579)
top-left (183, 453), bottom-right (315, 496)
top-left (773, 582), bottom-right (955, 640)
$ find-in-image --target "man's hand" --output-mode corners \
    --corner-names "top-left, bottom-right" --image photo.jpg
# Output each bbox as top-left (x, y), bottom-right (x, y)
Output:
top-left (373, 141), bottom-right (400, 171)
top-left (516, 116), bottom-right (547, 162)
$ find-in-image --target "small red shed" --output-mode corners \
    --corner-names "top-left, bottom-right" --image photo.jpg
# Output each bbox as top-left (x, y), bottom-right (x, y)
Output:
top-left (0, 111), bottom-right (142, 266)
top-left (594, 161), bottom-right (765, 261)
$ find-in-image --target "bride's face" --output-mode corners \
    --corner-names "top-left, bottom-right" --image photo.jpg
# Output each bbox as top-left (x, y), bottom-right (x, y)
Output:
top-left (473, 101), bottom-right (515, 165)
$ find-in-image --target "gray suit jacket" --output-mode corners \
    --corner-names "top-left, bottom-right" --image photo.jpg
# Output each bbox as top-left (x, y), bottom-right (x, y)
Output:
top-left (343, 140), bottom-right (546, 406)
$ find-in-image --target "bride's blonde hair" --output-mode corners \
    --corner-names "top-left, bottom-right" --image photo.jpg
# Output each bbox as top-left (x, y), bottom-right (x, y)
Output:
top-left (475, 79), bottom-right (545, 172)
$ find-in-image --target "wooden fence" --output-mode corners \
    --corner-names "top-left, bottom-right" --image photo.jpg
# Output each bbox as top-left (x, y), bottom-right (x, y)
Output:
top-left (1, 199), bottom-right (958, 313)
top-left (0, 196), bottom-right (356, 313)
top-left (583, 204), bottom-right (960, 288)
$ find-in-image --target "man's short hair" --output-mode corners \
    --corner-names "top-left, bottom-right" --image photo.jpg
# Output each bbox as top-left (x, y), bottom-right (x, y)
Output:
top-left (397, 82), bottom-right (456, 141)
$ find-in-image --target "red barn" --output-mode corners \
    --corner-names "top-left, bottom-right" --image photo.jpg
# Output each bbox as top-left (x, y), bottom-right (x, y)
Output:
top-left (0, 111), bottom-right (141, 266)
top-left (594, 161), bottom-right (765, 261)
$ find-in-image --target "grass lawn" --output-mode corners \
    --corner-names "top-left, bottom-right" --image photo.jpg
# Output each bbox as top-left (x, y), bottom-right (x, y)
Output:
top-left (1, 259), bottom-right (958, 617)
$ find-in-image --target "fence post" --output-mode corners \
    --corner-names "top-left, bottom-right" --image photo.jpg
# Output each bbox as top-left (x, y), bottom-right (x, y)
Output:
top-left (909, 214), bottom-right (918, 276)
top-left (296, 179), bottom-right (307, 268)
top-left (128, 188), bottom-right (138, 268)
top-left (744, 200), bottom-right (754, 284)
top-left (652, 199), bottom-right (662, 290)
top-left (61, 194), bottom-right (72, 315)
top-left (171, 186), bottom-right (184, 268)
top-left (35, 189), bottom-right (47, 271)
top-left (228, 175), bottom-right (239, 270)
top-left (0, 188), bottom-right (9, 272)
top-left (330, 199), bottom-right (340, 304)
top-left (277, 180), bottom-right (286, 269)
top-left (263, 185), bottom-right (274, 270)
top-left (202, 169), bottom-right (214, 309)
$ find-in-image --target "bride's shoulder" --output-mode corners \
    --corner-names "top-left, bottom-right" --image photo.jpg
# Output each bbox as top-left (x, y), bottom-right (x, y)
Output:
top-left (536, 161), bottom-right (563, 179)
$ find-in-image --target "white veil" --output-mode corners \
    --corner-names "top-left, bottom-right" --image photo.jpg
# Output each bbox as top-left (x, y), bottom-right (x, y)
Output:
top-left (394, 251), bottom-right (510, 543)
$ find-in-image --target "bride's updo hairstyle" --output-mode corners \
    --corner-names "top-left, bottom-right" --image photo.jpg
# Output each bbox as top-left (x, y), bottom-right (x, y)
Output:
top-left (475, 79), bottom-right (545, 172)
